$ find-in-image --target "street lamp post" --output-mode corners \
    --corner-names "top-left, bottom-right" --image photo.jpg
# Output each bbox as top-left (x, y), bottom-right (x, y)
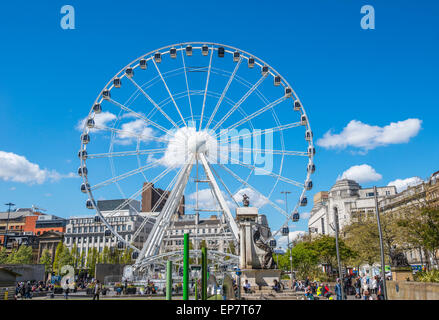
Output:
top-left (281, 191), bottom-right (294, 286)
top-left (3, 203), bottom-right (15, 247)
top-left (333, 206), bottom-right (345, 300)
top-left (373, 186), bottom-right (388, 300)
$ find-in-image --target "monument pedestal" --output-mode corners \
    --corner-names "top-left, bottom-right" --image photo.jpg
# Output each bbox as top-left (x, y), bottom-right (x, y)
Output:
top-left (241, 269), bottom-right (281, 288)
top-left (392, 267), bottom-right (414, 281)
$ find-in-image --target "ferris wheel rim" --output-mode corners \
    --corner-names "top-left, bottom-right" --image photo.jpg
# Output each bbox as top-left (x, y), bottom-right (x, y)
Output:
top-left (79, 41), bottom-right (315, 253)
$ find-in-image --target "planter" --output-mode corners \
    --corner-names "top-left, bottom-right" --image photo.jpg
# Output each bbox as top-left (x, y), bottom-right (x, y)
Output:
top-left (126, 287), bottom-right (137, 294)
top-left (54, 288), bottom-right (63, 294)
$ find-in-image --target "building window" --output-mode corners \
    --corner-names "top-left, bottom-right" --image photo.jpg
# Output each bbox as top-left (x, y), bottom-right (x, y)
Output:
top-left (321, 218), bottom-right (325, 235)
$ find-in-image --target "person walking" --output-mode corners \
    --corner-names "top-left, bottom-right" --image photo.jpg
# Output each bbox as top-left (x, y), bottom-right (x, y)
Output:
top-left (335, 278), bottom-right (342, 300)
top-left (354, 276), bottom-right (361, 299)
top-left (93, 280), bottom-right (101, 301)
top-left (371, 276), bottom-right (378, 295)
top-left (64, 280), bottom-right (69, 300)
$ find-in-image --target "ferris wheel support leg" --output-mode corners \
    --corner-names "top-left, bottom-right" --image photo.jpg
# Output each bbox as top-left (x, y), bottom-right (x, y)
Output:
top-left (198, 153), bottom-right (240, 242)
top-left (135, 157), bottom-right (194, 266)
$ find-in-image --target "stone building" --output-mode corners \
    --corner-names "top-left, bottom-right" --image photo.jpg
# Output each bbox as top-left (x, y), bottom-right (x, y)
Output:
top-left (64, 199), bottom-right (155, 257)
top-left (37, 231), bottom-right (64, 264)
top-left (162, 213), bottom-right (235, 254)
top-left (308, 179), bottom-right (396, 236)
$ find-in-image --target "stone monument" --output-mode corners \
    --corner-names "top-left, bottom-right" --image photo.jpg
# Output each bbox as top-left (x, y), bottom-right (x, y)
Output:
top-left (237, 195), bottom-right (281, 288)
top-left (390, 245), bottom-right (413, 281)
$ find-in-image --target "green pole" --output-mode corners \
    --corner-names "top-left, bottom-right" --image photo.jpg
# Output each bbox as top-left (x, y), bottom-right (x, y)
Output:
top-left (201, 246), bottom-right (207, 300)
top-left (183, 233), bottom-right (189, 300)
top-left (195, 280), bottom-right (198, 300)
top-left (166, 260), bottom-right (172, 300)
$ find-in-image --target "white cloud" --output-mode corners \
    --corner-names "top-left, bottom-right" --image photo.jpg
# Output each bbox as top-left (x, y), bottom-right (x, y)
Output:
top-left (233, 187), bottom-right (269, 208)
top-left (275, 199), bottom-right (285, 205)
top-left (0, 151), bottom-right (76, 185)
top-left (116, 119), bottom-right (154, 144)
top-left (301, 212), bottom-right (311, 219)
top-left (317, 119), bottom-right (422, 152)
top-left (76, 111), bottom-right (117, 131)
top-left (338, 164), bottom-right (382, 183)
top-left (278, 231), bottom-right (305, 248)
top-left (188, 188), bottom-right (221, 210)
top-left (388, 176), bottom-right (424, 193)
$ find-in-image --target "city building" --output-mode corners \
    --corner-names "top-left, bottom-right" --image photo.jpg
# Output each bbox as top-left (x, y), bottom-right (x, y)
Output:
top-left (141, 182), bottom-right (185, 216)
top-left (426, 171), bottom-right (439, 207)
top-left (37, 231), bottom-right (64, 264)
top-left (162, 213), bottom-right (235, 254)
top-left (0, 209), bottom-right (45, 245)
top-left (63, 199), bottom-right (155, 257)
top-left (34, 215), bottom-right (66, 235)
top-left (308, 179), bottom-right (397, 236)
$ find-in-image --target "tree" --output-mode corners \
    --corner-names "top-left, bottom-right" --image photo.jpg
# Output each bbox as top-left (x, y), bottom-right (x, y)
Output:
top-left (6, 245), bottom-right (33, 264)
top-left (53, 242), bottom-right (64, 274)
top-left (100, 246), bottom-right (110, 264)
top-left (0, 246), bottom-right (7, 264)
top-left (396, 205), bottom-right (439, 268)
top-left (311, 235), bottom-right (355, 269)
top-left (40, 249), bottom-right (53, 275)
top-left (289, 242), bottom-right (319, 280)
top-left (343, 220), bottom-right (380, 268)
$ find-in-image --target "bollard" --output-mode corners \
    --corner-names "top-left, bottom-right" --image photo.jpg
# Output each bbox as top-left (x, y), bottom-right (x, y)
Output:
top-left (166, 260), bottom-right (172, 300)
top-left (183, 233), bottom-right (189, 300)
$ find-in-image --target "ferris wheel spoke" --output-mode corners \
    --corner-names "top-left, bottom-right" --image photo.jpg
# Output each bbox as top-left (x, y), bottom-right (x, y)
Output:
top-left (205, 58), bottom-right (242, 131)
top-left (93, 125), bottom-right (169, 144)
top-left (218, 121), bottom-right (302, 146)
top-left (226, 157), bottom-right (304, 189)
top-left (107, 98), bottom-right (172, 136)
top-left (105, 166), bottom-right (174, 220)
top-left (127, 76), bottom-right (180, 130)
top-left (180, 46), bottom-right (194, 125)
top-left (234, 147), bottom-right (308, 157)
top-left (199, 46), bottom-right (214, 131)
top-left (209, 162), bottom-right (240, 207)
top-left (216, 163), bottom-right (289, 219)
top-left (87, 148), bottom-right (167, 159)
top-left (215, 96), bottom-right (287, 139)
top-left (151, 58), bottom-right (187, 127)
top-left (212, 75), bottom-right (266, 132)
top-left (91, 160), bottom-right (161, 191)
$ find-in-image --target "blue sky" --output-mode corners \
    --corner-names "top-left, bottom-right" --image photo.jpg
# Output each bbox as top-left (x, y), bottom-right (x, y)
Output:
top-left (0, 0), bottom-right (438, 235)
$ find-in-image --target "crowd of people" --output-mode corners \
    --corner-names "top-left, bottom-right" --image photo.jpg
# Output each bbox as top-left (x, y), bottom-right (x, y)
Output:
top-left (15, 281), bottom-right (56, 299)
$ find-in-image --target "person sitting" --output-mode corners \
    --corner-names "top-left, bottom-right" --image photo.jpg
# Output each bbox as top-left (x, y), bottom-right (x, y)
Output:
top-left (272, 280), bottom-right (281, 293)
top-left (243, 280), bottom-right (251, 293)
top-left (304, 286), bottom-right (314, 300)
top-left (316, 283), bottom-right (324, 296)
top-left (323, 283), bottom-right (332, 298)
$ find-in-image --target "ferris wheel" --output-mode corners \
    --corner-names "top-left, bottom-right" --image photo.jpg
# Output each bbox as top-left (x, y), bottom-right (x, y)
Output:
top-left (78, 42), bottom-right (315, 270)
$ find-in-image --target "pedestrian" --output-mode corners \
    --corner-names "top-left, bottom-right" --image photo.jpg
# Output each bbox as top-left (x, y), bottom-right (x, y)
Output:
top-left (372, 276), bottom-right (378, 294)
top-left (354, 277), bottom-right (361, 299)
top-left (93, 280), bottom-right (101, 300)
top-left (64, 280), bottom-right (69, 300)
top-left (377, 276), bottom-right (385, 300)
top-left (335, 278), bottom-right (342, 300)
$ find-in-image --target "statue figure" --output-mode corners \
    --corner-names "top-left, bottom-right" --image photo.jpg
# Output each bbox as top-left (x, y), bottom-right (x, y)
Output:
top-left (252, 225), bottom-right (275, 269)
top-left (242, 194), bottom-right (250, 207)
top-left (390, 245), bottom-right (410, 267)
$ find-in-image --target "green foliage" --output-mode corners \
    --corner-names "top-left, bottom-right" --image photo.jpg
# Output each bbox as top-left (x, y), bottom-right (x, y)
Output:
top-left (5, 245), bottom-right (33, 264)
top-left (39, 249), bottom-right (52, 273)
top-left (53, 242), bottom-right (73, 275)
top-left (0, 246), bottom-right (8, 264)
top-left (414, 270), bottom-right (439, 283)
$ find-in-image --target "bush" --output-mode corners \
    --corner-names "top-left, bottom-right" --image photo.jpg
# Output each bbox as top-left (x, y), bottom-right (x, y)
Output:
top-left (415, 270), bottom-right (439, 283)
